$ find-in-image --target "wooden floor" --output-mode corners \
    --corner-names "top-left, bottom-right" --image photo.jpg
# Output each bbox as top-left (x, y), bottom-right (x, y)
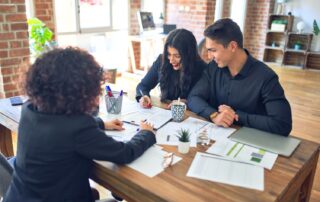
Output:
top-left (11, 67), bottom-right (320, 201)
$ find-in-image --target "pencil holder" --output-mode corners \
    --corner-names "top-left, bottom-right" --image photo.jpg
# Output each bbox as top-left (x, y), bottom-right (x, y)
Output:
top-left (105, 91), bottom-right (123, 114)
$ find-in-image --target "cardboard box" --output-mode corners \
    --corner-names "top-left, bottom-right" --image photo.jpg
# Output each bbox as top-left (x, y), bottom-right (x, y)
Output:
top-left (271, 24), bottom-right (286, 32)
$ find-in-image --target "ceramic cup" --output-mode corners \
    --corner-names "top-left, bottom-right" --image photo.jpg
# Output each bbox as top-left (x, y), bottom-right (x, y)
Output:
top-left (171, 101), bottom-right (186, 122)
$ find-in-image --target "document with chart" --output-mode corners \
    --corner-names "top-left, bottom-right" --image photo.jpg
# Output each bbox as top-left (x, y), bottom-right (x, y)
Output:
top-left (206, 138), bottom-right (278, 170)
top-left (187, 152), bottom-right (264, 191)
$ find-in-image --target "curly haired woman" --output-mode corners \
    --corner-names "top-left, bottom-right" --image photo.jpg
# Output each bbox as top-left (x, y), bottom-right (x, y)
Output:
top-left (136, 28), bottom-right (207, 108)
top-left (4, 47), bottom-right (156, 202)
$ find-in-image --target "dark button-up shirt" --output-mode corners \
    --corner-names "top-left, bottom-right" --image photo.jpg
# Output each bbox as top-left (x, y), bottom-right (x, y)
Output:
top-left (188, 50), bottom-right (292, 136)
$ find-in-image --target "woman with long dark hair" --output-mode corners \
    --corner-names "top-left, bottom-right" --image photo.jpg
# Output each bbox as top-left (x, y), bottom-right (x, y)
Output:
top-left (136, 28), bottom-right (207, 108)
top-left (4, 47), bottom-right (156, 202)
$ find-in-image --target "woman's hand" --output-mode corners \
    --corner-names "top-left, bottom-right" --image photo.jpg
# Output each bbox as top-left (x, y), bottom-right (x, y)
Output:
top-left (139, 95), bottom-right (152, 108)
top-left (104, 119), bottom-right (124, 131)
top-left (139, 120), bottom-right (155, 134)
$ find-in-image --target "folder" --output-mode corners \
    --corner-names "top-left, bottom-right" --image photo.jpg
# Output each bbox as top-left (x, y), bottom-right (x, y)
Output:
top-left (229, 127), bottom-right (300, 157)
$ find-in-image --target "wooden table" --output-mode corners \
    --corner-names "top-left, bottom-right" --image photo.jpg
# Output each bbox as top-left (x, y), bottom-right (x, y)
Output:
top-left (0, 98), bottom-right (319, 201)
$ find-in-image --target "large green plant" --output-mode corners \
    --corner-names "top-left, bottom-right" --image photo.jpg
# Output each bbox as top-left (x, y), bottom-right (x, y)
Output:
top-left (27, 17), bottom-right (54, 57)
top-left (313, 20), bottom-right (320, 36)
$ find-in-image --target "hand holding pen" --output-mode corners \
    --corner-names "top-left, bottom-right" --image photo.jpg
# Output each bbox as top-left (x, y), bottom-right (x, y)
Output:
top-left (139, 90), bottom-right (152, 108)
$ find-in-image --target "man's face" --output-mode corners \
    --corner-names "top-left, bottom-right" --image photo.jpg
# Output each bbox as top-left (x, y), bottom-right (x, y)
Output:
top-left (205, 37), bottom-right (235, 68)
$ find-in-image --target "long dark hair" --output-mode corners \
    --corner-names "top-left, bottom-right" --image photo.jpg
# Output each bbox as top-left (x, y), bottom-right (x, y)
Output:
top-left (25, 47), bottom-right (104, 115)
top-left (159, 29), bottom-right (199, 101)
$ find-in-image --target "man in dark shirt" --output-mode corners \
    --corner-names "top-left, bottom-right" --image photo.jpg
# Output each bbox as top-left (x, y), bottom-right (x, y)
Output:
top-left (188, 18), bottom-right (292, 136)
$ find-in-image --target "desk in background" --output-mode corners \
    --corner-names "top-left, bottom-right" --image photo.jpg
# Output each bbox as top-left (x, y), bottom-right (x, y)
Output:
top-left (128, 33), bottom-right (166, 74)
top-left (0, 97), bottom-right (319, 201)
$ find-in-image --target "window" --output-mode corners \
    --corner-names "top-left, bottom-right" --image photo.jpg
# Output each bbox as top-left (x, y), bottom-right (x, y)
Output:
top-left (54, 0), bottom-right (114, 34)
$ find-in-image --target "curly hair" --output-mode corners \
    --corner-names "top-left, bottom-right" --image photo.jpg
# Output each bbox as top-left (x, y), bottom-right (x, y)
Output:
top-left (159, 29), bottom-right (199, 101)
top-left (25, 47), bottom-right (104, 115)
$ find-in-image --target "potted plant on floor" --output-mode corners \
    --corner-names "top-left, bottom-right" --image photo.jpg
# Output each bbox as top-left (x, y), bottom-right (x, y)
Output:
top-left (27, 17), bottom-right (56, 58)
top-left (176, 129), bottom-right (191, 154)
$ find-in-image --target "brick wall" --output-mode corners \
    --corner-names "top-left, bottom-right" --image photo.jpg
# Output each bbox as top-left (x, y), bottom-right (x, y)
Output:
top-left (0, 1), bottom-right (30, 98)
top-left (129, 0), bottom-right (141, 72)
top-left (34, 0), bottom-right (55, 39)
top-left (222, 0), bottom-right (231, 18)
top-left (243, 0), bottom-right (274, 60)
top-left (165, 0), bottom-right (215, 42)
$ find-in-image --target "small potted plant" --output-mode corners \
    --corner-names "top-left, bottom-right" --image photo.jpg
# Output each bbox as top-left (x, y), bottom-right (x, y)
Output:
top-left (176, 129), bottom-right (191, 154)
top-left (294, 41), bottom-right (303, 50)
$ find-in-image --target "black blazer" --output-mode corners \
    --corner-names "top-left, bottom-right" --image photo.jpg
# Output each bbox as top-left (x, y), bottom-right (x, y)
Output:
top-left (4, 102), bottom-right (156, 202)
top-left (135, 54), bottom-right (207, 102)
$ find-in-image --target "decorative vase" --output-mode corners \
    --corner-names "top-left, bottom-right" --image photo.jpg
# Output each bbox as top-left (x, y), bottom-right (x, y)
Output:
top-left (178, 141), bottom-right (190, 154)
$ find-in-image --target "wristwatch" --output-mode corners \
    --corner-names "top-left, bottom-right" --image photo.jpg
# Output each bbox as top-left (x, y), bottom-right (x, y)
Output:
top-left (210, 112), bottom-right (219, 122)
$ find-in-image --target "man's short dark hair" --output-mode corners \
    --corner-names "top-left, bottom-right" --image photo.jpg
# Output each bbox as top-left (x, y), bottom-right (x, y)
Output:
top-left (204, 18), bottom-right (243, 49)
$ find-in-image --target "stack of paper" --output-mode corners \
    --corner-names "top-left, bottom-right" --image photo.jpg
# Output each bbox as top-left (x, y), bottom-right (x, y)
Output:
top-left (187, 152), bottom-right (264, 191)
top-left (206, 138), bottom-right (278, 170)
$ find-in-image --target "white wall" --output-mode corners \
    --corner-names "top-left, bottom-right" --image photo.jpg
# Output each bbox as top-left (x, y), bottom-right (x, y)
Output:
top-left (284, 0), bottom-right (320, 33)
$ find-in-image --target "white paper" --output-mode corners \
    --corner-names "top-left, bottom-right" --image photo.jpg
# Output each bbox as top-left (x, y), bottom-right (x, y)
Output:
top-left (187, 152), bottom-right (264, 191)
top-left (206, 139), bottom-right (278, 170)
top-left (196, 123), bottom-right (236, 141)
top-left (156, 117), bottom-right (208, 147)
top-left (105, 122), bottom-right (140, 142)
top-left (127, 146), bottom-right (182, 177)
top-left (120, 106), bottom-right (172, 129)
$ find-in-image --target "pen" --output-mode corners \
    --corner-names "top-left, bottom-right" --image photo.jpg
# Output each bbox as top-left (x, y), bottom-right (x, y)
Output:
top-left (139, 89), bottom-right (152, 108)
top-left (167, 135), bottom-right (170, 142)
top-left (119, 90), bottom-right (123, 96)
top-left (106, 86), bottom-right (113, 97)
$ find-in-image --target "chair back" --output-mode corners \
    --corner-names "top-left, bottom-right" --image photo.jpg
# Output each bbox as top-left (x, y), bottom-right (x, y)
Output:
top-left (0, 153), bottom-right (13, 197)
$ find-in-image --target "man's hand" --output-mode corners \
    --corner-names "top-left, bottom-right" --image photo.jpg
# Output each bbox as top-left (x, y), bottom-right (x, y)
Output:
top-left (211, 105), bottom-right (239, 127)
top-left (104, 119), bottom-right (124, 131)
top-left (139, 95), bottom-right (152, 108)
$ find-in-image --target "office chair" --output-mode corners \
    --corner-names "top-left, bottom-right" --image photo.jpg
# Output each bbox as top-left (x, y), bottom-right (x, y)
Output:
top-left (0, 152), bottom-right (13, 199)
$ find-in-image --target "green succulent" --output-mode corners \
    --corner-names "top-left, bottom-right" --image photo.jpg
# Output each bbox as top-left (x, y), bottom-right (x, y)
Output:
top-left (176, 129), bottom-right (191, 142)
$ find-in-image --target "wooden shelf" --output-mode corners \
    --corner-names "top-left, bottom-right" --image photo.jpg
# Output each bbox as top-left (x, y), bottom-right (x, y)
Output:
top-left (285, 48), bottom-right (307, 54)
top-left (305, 52), bottom-right (320, 70)
top-left (265, 46), bottom-right (284, 51)
top-left (283, 51), bottom-right (306, 68)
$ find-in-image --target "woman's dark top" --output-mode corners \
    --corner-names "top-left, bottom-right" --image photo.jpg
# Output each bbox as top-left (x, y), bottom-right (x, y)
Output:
top-left (136, 54), bottom-right (207, 102)
top-left (4, 102), bottom-right (155, 202)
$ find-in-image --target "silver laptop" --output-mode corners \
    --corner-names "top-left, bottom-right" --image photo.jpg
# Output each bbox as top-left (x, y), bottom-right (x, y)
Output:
top-left (229, 127), bottom-right (300, 157)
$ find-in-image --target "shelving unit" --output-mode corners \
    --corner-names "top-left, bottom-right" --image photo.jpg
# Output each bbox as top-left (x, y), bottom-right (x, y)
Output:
top-left (263, 14), bottom-right (317, 69)
top-left (282, 33), bottom-right (313, 68)
top-left (263, 14), bottom-right (293, 65)
top-left (305, 52), bottom-right (320, 70)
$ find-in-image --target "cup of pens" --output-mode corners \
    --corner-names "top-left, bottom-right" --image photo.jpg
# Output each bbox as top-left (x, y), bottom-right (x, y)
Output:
top-left (105, 86), bottom-right (123, 114)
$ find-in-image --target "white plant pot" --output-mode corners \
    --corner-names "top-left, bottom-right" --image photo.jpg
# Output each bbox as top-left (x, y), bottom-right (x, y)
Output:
top-left (178, 141), bottom-right (190, 154)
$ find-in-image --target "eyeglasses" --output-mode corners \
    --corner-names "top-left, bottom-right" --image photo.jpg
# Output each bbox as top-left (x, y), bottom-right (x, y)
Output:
top-left (162, 152), bottom-right (174, 168)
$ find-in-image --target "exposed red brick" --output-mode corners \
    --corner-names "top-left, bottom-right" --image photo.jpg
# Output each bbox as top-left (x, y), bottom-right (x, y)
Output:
top-left (0, 50), bottom-right (8, 58)
top-left (9, 48), bottom-right (29, 57)
top-left (10, 0), bottom-right (25, 3)
top-left (0, 5), bottom-right (16, 13)
top-left (0, 41), bottom-right (8, 49)
top-left (17, 5), bottom-right (26, 12)
top-left (9, 41), bottom-right (22, 48)
top-left (6, 13), bottom-right (26, 22)
top-left (0, 58), bottom-right (21, 66)
top-left (1, 67), bottom-right (13, 75)
top-left (16, 31), bottom-right (28, 39)
top-left (4, 83), bottom-right (17, 91)
top-left (0, 0), bottom-right (10, 3)
top-left (10, 22), bottom-right (28, 31)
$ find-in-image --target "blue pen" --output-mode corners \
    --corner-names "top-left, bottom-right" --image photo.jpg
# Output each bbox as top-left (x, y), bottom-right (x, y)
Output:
top-left (119, 90), bottom-right (123, 96)
top-left (106, 85), bottom-right (113, 97)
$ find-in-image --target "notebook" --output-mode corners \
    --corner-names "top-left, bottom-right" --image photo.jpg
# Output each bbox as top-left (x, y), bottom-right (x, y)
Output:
top-left (229, 127), bottom-right (300, 157)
